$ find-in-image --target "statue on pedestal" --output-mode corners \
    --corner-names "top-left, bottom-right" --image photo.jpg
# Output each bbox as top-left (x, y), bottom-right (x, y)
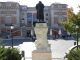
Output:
top-left (32, 2), bottom-right (52, 60)
top-left (34, 1), bottom-right (50, 51)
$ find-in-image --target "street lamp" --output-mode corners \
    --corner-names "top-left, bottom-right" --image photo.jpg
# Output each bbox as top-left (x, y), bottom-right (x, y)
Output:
top-left (10, 26), bottom-right (14, 48)
top-left (76, 25), bottom-right (79, 50)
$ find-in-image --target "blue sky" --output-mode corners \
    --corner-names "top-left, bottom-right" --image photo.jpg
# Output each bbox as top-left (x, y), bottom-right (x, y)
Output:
top-left (0, 0), bottom-right (80, 14)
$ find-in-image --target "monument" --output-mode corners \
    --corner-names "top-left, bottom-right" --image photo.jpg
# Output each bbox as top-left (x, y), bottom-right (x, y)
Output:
top-left (32, 1), bottom-right (52, 60)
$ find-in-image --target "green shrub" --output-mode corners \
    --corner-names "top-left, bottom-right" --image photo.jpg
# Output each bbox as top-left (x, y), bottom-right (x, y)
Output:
top-left (0, 47), bottom-right (22, 60)
top-left (67, 49), bottom-right (80, 60)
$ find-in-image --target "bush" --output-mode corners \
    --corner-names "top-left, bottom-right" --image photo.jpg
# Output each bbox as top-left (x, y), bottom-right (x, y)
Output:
top-left (0, 47), bottom-right (22, 60)
top-left (67, 48), bottom-right (80, 60)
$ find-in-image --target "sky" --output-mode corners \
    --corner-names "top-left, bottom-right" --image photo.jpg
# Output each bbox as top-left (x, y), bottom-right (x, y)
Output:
top-left (0, 0), bottom-right (80, 14)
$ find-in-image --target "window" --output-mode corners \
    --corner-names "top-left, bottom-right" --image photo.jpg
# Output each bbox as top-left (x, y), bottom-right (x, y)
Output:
top-left (5, 16), bottom-right (11, 24)
top-left (46, 13), bottom-right (48, 16)
top-left (22, 6), bottom-right (27, 10)
top-left (12, 16), bottom-right (16, 24)
top-left (0, 16), bottom-right (4, 24)
top-left (6, 3), bottom-right (11, 7)
top-left (27, 19), bottom-right (32, 22)
top-left (27, 13), bottom-right (32, 19)
top-left (54, 12), bottom-right (66, 15)
top-left (54, 5), bottom-right (58, 8)
top-left (33, 13), bottom-right (37, 22)
top-left (62, 5), bottom-right (66, 8)
top-left (0, 11), bottom-right (16, 14)
top-left (27, 13), bottom-right (32, 22)
top-left (54, 17), bottom-right (58, 24)
top-left (27, 21), bottom-right (32, 27)
top-left (0, 3), bottom-right (1, 6)
top-left (46, 18), bottom-right (48, 20)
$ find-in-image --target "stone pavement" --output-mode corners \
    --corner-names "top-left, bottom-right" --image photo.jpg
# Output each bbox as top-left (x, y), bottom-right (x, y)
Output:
top-left (15, 39), bottom-right (75, 60)
top-left (49, 39), bottom-right (75, 58)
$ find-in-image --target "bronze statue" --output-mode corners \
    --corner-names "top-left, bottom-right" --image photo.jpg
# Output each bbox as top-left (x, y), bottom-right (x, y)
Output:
top-left (36, 1), bottom-right (44, 22)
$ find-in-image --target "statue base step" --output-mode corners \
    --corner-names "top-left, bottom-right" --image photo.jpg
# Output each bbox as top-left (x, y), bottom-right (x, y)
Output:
top-left (32, 50), bottom-right (52, 60)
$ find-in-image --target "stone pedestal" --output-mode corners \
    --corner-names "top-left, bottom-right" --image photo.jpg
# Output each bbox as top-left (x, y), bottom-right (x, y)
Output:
top-left (32, 51), bottom-right (51, 60)
top-left (32, 23), bottom-right (52, 60)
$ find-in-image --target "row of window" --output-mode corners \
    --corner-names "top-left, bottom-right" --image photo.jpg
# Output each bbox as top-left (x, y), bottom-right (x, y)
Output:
top-left (0, 3), bottom-right (19, 9)
top-left (0, 16), bottom-right (16, 24)
top-left (27, 13), bottom-right (49, 21)
top-left (0, 7), bottom-right (18, 9)
top-left (53, 4), bottom-right (67, 8)
top-left (54, 16), bottom-right (67, 24)
top-left (0, 11), bottom-right (17, 14)
top-left (0, 3), bottom-right (18, 7)
top-left (27, 13), bottom-right (37, 22)
top-left (21, 13), bottom-right (49, 27)
top-left (54, 12), bottom-right (67, 15)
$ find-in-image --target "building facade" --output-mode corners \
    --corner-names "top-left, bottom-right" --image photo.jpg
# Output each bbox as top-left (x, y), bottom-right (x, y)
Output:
top-left (0, 2), bottom-right (20, 38)
top-left (0, 2), bottom-right (20, 27)
top-left (0, 2), bottom-right (67, 38)
top-left (50, 3), bottom-right (67, 36)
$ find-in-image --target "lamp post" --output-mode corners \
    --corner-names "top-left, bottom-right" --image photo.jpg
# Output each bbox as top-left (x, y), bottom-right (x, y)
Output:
top-left (76, 25), bottom-right (79, 50)
top-left (10, 26), bottom-right (14, 48)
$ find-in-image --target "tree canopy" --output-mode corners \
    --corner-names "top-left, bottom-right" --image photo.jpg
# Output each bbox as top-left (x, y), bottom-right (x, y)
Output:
top-left (63, 8), bottom-right (80, 34)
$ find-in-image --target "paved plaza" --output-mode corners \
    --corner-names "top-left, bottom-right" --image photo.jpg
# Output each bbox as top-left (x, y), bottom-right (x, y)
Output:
top-left (11, 39), bottom-right (75, 60)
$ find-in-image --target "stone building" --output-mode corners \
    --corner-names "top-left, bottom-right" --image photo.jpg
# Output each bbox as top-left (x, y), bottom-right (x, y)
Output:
top-left (50, 3), bottom-right (67, 37)
top-left (0, 2), bottom-right (20, 38)
top-left (0, 2), bottom-right (67, 38)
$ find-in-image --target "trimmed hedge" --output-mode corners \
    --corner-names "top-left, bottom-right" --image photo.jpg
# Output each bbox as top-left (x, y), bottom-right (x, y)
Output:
top-left (0, 47), bottom-right (22, 60)
top-left (66, 48), bottom-right (80, 60)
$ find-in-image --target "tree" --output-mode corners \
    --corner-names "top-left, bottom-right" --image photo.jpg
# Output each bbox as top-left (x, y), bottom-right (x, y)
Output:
top-left (66, 48), bottom-right (80, 60)
top-left (0, 47), bottom-right (22, 60)
top-left (63, 8), bottom-right (76, 33)
top-left (63, 8), bottom-right (80, 34)
top-left (76, 12), bottom-right (80, 28)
